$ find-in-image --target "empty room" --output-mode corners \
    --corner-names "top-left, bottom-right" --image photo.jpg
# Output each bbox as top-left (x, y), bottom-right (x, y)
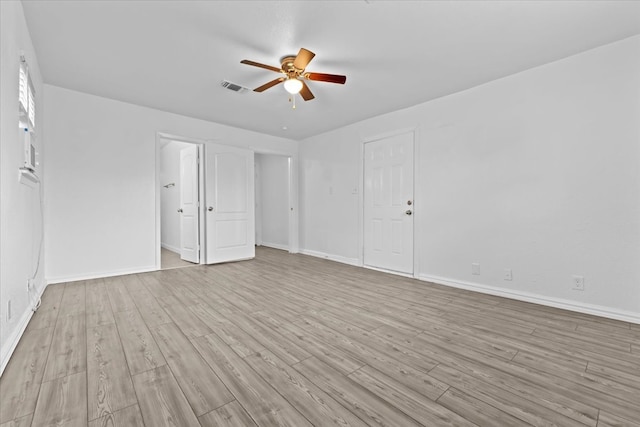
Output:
top-left (1, 1), bottom-right (639, 426)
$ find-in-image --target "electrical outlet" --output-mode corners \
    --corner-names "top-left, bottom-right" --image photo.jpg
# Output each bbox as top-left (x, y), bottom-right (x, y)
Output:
top-left (504, 268), bottom-right (513, 281)
top-left (471, 263), bottom-right (480, 275)
top-left (572, 275), bottom-right (585, 291)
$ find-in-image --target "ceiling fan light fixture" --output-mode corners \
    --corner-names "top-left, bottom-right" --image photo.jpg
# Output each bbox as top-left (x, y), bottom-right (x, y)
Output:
top-left (283, 78), bottom-right (303, 94)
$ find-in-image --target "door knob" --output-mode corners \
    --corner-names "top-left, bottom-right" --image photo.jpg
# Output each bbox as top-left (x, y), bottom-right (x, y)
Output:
top-left (407, 200), bottom-right (413, 206)
top-left (177, 208), bottom-right (183, 213)
top-left (208, 206), bottom-right (214, 212)
top-left (405, 210), bottom-right (412, 215)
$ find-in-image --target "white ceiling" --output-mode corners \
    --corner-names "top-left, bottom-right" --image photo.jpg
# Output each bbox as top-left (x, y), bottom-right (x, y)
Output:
top-left (22, 0), bottom-right (640, 140)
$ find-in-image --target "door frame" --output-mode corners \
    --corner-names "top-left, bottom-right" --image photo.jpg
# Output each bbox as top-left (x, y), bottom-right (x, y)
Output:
top-left (251, 147), bottom-right (299, 254)
top-left (155, 132), bottom-right (206, 270)
top-left (359, 127), bottom-right (420, 277)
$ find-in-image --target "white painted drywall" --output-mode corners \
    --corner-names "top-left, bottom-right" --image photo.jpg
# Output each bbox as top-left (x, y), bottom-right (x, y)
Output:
top-left (0, 0), bottom-right (46, 373)
top-left (255, 154), bottom-right (289, 250)
top-left (43, 85), bottom-right (297, 282)
top-left (160, 140), bottom-right (192, 253)
top-left (299, 35), bottom-right (640, 321)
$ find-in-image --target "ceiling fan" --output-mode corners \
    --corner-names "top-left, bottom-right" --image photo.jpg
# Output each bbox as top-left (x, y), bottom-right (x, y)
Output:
top-left (240, 48), bottom-right (346, 101)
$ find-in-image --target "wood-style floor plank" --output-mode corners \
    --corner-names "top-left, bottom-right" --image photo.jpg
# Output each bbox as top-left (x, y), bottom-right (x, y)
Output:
top-left (86, 280), bottom-right (116, 328)
top-left (376, 324), bottom-right (600, 425)
top-left (0, 327), bottom-right (53, 423)
top-left (128, 285), bottom-right (172, 327)
top-left (429, 363), bottom-right (590, 427)
top-left (348, 365), bottom-right (475, 426)
top-left (105, 276), bottom-right (138, 312)
top-left (0, 413), bottom-right (33, 427)
top-left (197, 401), bottom-right (257, 427)
top-left (223, 310), bottom-right (311, 365)
top-left (86, 323), bottom-right (138, 420)
top-left (437, 387), bottom-right (527, 427)
top-left (189, 304), bottom-right (265, 358)
top-left (131, 365), bottom-right (200, 427)
top-left (244, 350), bottom-right (368, 427)
top-left (42, 314), bottom-right (86, 382)
top-left (88, 404), bottom-right (145, 427)
top-left (157, 295), bottom-right (213, 338)
top-left (58, 281), bottom-right (86, 317)
top-left (31, 372), bottom-right (87, 427)
top-left (251, 311), bottom-right (365, 375)
top-left (293, 356), bottom-right (422, 427)
top-left (150, 322), bottom-right (234, 416)
top-left (114, 309), bottom-right (166, 376)
top-left (295, 313), bottom-right (448, 400)
top-left (192, 332), bottom-right (313, 427)
top-left (597, 410), bottom-right (639, 427)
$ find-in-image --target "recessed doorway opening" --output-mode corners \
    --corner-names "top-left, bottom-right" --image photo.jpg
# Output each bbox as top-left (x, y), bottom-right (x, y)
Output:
top-left (255, 153), bottom-right (291, 252)
top-left (158, 137), bottom-right (204, 270)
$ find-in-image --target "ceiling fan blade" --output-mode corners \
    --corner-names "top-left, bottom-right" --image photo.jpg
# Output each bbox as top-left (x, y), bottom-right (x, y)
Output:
top-left (299, 81), bottom-right (315, 101)
top-left (254, 78), bottom-right (285, 92)
top-left (305, 72), bottom-right (347, 84)
top-left (240, 60), bottom-right (283, 74)
top-left (293, 48), bottom-right (315, 70)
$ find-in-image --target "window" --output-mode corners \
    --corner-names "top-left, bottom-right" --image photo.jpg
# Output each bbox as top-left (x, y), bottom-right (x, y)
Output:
top-left (19, 59), bottom-right (35, 130)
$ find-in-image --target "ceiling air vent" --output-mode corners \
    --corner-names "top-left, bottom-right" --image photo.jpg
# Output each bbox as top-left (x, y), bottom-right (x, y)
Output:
top-left (220, 80), bottom-right (249, 94)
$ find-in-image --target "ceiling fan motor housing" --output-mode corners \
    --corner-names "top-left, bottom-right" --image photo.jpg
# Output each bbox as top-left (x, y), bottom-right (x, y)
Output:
top-left (280, 56), bottom-right (302, 78)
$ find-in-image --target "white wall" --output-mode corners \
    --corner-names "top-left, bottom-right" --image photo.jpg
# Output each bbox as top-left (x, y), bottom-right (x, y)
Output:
top-left (0, 0), bottom-right (46, 373)
top-left (255, 154), bottom-right (289, 250)
top-left (44, 85), bottom-right (297, 282)
top-left (160, 140), bottom-right (192, 253)
top-left (299, 35), bottom-right (640, 322)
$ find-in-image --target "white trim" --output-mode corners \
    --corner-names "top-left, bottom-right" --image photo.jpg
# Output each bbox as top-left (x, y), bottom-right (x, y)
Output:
top-left (260, 242), bottom-right (289, 251)
top-left (357, 136), bottom-right (364, 265)
top-left (46, 265), bottom-right (157, 285)
top-left (363, 264), bottom-right (415, 278)
top-left (362, 126), bottom-right (418, 144)
top-left (411, 127), bottom-right (421, 277)
top-left (299, 249), bottom-right (362, 267)
top-left (155, 133), bottom-right (162, 270)
top-left (161, 243), bottom-right (180, 253)
top-left (0, 283), bottom-right (47, 376)
top-left (419, 273), bottom-right (640, 325)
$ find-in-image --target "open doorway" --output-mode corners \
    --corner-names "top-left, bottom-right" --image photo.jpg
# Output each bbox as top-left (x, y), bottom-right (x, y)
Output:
top-left (255, 153), bottom-right (291, 251)
top-left (159, 138), bottom-right (204, 270)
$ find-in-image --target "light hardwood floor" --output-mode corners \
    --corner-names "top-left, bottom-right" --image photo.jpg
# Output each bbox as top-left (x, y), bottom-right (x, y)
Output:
top-left (161, 247), bottom-right (198, 270)
top-left (1, 247), bottom-right (639, 426)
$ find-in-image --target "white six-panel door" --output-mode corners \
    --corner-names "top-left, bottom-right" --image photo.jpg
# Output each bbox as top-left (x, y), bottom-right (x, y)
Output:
top-left (363, 132), bottom-right (414, 274)
top-left (205, 143), bottom-right (255, 264)
top-left (179, 144), bottom-right (200, 263)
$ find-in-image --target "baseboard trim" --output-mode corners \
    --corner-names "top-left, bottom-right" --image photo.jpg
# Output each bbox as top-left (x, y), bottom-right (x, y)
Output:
top-left (419, 273), bottom-right (640, 325)
top-left (260, 242), bottom-right (289, 251)
top-left (299, 249), bottom-right (362, 267)
top-left (363, 264), bottom-right (415, 278)
top-left (47, 265), bottom-right (158, 285)
top-left (161, 243), bottom-right (180, 253)
top-left (0, 283), bottom-right (47, 376)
